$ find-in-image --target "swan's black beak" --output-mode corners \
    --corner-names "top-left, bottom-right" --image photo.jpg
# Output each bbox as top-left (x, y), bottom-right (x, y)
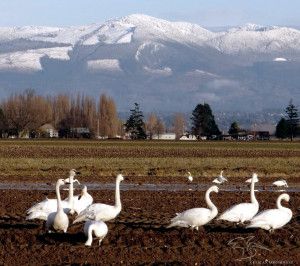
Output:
top-left (76, 171), bottom-right (81, 175)
top-left (64, 178), bottom-right (71, 185)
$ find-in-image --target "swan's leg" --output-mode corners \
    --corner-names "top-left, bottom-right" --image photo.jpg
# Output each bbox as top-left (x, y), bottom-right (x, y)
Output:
top-left (98, 238), bottom-right (103, 246)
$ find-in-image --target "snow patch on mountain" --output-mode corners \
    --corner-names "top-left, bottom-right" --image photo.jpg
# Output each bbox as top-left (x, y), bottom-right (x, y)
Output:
top-left (135, 42), bottom-right (164, 61)
top-left (0, 46), bottom-right (71, 72)
top-left (82, 21), bottom-right (135, 45)
top-left (273, 57), bottom-right (288, 62)
top-left (87, 59), bottom-right (122, 72)
top-left (229, 23), bottom-right (278, 32)
top-left (186, 69), bottom-right (219, 78)
top-left (143, 66), bottom-right (172, 76)
top-left (209, 25), bottom-right (300, 53)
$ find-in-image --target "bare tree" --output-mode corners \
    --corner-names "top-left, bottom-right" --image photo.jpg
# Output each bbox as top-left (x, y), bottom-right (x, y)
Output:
top-left (106, 97), bottom-right (118, 138)
top-left (98, 94), bottom-right (119, 138)
top-left (146, 113), bottom-right (157, 139)
top-left (2, 89), bottom-right (51, 136)
top-left (51, 94), bottom-right (71, 128)
top-left (173, 113), bottom-right (186, 140)
top-left (154, 118), bottom-right (165, 139)
top-left (117, 119), bottom-right (125, 138)
top-left (82, 95), bottom-right (97, 135)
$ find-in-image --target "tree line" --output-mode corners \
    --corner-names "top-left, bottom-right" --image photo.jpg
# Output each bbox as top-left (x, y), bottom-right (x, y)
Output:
top-left (0, 89), bottom-right (298, 140)
top-left (0, 89), bottom-right (121, 138)
top-left (0, 90), bottom-right (189, 139)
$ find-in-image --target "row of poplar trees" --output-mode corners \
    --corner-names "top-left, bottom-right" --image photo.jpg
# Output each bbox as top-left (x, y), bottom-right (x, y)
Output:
top-left (0, 89), bottom-right (222, 139)
top-left (0, 89), bottom-right (122, 138)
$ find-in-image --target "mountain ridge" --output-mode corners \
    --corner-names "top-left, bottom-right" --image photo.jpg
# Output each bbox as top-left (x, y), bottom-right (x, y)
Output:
top-left (0, 14), bottom-right (299, 115)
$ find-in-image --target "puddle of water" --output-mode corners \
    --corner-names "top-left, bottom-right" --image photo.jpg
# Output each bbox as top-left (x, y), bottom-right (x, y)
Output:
top-left (0, 182), bottom-right (299, 193)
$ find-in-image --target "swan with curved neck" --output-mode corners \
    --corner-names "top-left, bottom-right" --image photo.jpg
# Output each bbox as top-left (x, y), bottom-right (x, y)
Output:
top-left (26, 169), bottom-right (80, 220)
top-left (45, 179), bottom-right (69, 233)
top-left (73, 186), bottom-right (94, 214)
top-left (212, 170), bottom-right (227, 184)
top-left (218, 173), bottom-right (259, 223)
top-left (167, 185), bottom-right (219, 230)
top-left (73, 174), bottom-right (124, 224)
top-left (64, 169), bottom-right (81, 214)
top-left (84, 220), bottom-right (108, 246)
top-left (247, 193), bottom-right (292, 231)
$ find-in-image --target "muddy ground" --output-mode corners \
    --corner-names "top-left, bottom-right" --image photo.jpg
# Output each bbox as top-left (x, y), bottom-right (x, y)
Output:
top-left (0, 182), bottom-right (299, 265)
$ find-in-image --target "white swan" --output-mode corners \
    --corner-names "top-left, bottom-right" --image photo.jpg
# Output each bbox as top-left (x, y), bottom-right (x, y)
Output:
top-left (247, 193), bottom-right (292, 231)
top-left (218, 173), bottom-right (259, 223)
top-left (45, 179), bottom-right (69, 233)
top-left (187, 172), bottom-right (193, 182)
top-left (212, 170), bottom-right (227, 184)
top-left (167, 185), bottom-right (219, 230)
top-left (26, 169), bottom-right (80, 220)
top-left (273, 180), bottom-right (288, 188)
top-left (73, 186), bottom-right (93, 214)
top-left (73, 174), bottom-right (124, 223)
top-left (84, 220), bottom-right (108, 246)
top-left (245, 175), bottom-right (259, 183)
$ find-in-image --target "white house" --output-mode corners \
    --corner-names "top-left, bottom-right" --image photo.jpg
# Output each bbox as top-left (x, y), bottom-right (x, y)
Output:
top-left (152, 133), bottom-right (176, 140)
top-left (180, 134), bottom-right (197, 141)
top-left (39, 124), bottom-right (59, 138)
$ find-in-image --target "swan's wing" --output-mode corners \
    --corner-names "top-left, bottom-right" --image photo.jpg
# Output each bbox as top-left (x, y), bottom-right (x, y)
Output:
top-left (26, 200), bottom-right (70, 220)
top-left (218, 203), bottom-right (257, 222)
top-left (167, 220), bottom-right (190, 228)
top-left (170, 208), bottom-right (211, 226)
top-left (222, 176), bottom-right (228, 182)
top-left (74, 203), bottom-right (111, 223)
top-left (27, 198), bottom-right (57, 214)
top-left (249, 209), bottom-right (292, 229)
top-left (26, 211), bottom-right (49, 221)
top-left (73, 195), bottom-right (93, 214)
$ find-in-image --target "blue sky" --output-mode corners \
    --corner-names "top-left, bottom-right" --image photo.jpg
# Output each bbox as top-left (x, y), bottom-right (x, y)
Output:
top-left (0, 0), bottom-right (299, 27)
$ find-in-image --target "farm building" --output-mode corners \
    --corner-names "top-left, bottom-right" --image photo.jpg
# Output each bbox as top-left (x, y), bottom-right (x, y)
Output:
top-left (39, 124), bottom-right (59, 138)
top-left (152, 133), bottom-right (176, 140)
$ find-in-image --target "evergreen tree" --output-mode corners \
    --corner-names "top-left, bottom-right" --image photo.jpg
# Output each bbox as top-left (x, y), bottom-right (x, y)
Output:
top-left (191, 103), bottom-right (221, 138)
top-left (275, 118), bottom-right (289, 139)
top-left (285, 99), bottom-right (299, 141)
top-left (228, 121), bottom-right (239, 134)
top-left (125, 103), bottom-right (146, 139)
top-left (228, 121), bottom-right (239, 139)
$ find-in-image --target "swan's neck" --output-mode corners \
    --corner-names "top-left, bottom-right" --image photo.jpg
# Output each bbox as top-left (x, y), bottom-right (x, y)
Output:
top-left (115, 180), bottom-right (121, 210)
top-left (56, 182), bottom-right (63, 212)
top-left (276, 195), bottom-right (288, 211)
top-left (68, 175), bottom-right (74, 205)
top-left (86, 224), bottom-right (94, 246)
top-left (250, 179), bottom-right (258, 206)
top-left (205, 188), bottom-right (217, 216)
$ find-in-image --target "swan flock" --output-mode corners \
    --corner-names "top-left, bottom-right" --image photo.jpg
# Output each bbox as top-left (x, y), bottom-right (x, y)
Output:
top-left (26, 170), bottom-right (293, 247)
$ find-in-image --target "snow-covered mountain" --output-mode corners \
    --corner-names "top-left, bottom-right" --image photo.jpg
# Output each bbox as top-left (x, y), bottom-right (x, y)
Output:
top-left (0, 14), bottom-right (299, 113)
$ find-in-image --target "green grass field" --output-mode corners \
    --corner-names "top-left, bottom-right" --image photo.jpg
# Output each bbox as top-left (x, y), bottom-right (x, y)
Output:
top-left (0, 140), bottom-right (299, 181)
